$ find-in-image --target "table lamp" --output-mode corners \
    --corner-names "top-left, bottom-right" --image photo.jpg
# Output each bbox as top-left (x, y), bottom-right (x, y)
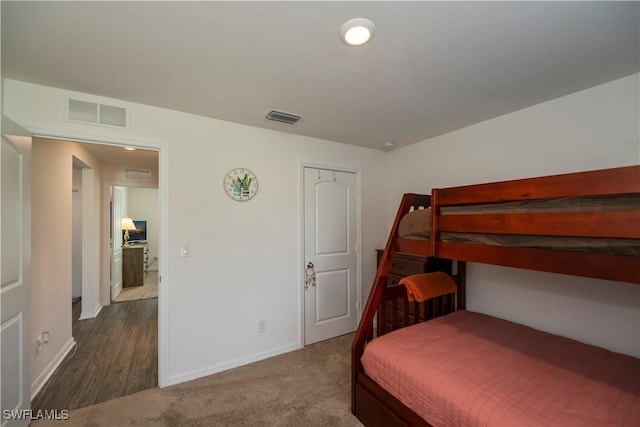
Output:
top-left (121, 217), bottom-right (137, 248)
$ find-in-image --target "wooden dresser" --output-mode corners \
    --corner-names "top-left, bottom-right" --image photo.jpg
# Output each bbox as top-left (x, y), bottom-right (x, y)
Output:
top-left (376, 249), bottom-right (452, 287)
top-left (376, 249), bottom-right (453, 331)
top-left (122, 243), bottom-right (149, 287)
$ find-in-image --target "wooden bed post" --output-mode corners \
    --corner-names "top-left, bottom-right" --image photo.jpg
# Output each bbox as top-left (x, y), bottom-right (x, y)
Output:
top-left (457, 261), bottom-right (466, 310)
top-left (430, 188), bottom-right (439, 257)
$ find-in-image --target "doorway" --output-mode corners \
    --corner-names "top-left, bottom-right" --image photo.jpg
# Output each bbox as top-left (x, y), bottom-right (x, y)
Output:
top-left (28, 135), bottom-right (165, 411)
top-left (72, 156), bottom-right (100, 320)
top-left (72, 164), bottom-right (83, 307)
top-left (111, 186), bottom-right (160, 304)
top-left (302, 166), bottom-right (360, 345)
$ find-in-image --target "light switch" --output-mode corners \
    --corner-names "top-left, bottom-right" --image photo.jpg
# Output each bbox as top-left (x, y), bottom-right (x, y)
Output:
top-left (180, 243), bottom-right (191, 258)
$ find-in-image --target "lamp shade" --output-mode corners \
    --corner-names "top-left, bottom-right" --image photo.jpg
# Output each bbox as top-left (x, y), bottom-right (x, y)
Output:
top-left (121, 217), bottom-right (137, 231)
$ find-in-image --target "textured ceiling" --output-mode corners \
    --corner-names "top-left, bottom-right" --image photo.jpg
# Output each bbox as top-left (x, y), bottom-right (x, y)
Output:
top-left (3, 1), bottom-right (639, 150)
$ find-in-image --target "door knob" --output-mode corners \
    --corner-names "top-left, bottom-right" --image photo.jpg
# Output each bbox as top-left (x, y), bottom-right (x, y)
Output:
top-left (305, 262), bottom-right (316, 290)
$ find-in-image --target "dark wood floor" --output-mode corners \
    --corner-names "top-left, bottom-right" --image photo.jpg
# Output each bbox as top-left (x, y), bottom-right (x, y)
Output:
top-left (32, 298), bottom-right (158, 411)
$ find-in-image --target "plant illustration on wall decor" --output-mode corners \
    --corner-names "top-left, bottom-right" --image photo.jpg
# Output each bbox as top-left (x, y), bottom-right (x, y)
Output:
top-left (232, 173), bottom-right (253, 198)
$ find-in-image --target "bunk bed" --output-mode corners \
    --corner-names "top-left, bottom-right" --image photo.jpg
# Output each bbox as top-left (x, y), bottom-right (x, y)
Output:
top-left (352, 165), bottom-right (640, 426)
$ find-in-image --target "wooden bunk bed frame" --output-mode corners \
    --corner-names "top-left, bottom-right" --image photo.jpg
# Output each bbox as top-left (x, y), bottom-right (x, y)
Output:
top-left (352, 165), bottom-right (640, 427)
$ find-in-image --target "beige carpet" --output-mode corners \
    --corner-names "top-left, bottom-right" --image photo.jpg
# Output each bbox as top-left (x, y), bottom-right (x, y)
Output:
top-left (33, 333), bottom-right (363, 427)
top-left (114, 271), bottom-right (158, 303)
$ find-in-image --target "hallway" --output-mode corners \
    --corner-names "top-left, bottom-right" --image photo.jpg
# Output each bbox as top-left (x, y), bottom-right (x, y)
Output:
top-left (32, 298), bottom-right (158, 411)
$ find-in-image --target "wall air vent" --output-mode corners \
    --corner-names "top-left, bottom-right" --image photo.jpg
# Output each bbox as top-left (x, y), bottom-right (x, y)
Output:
top-left (265, 110), bottom-right (303, 125)
top-left (65, 97), bottom-right (129, 129)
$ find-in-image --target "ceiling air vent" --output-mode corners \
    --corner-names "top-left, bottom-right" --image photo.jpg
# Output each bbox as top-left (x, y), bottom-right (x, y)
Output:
top-left (265, 110), bottom-right (302, 125)
top-left (65, 97), bottom-right (129, 129)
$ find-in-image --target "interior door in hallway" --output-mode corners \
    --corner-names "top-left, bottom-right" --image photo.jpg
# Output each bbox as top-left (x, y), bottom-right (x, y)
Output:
top-left (304, 167), bottom-right (358, 345)
top-left (110, 187), bottom-right (124, 301)
top-left (1, 135), bottom-right (31, 426)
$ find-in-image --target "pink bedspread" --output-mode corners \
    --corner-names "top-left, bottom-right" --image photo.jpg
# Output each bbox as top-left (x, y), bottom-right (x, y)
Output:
top-left (361, 311), bottom-right (640, 426)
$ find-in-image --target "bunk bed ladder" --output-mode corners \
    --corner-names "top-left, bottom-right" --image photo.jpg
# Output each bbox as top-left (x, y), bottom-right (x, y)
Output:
top-left (351, 194), bottom-right (430, 418)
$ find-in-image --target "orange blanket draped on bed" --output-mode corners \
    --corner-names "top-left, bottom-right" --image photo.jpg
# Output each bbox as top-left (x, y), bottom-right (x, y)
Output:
top-left (399, 271), bottom-right (457, 302)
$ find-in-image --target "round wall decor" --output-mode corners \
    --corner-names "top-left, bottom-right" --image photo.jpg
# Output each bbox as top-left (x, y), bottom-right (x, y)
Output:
top-left (223, 168), bottom-right (258, 201)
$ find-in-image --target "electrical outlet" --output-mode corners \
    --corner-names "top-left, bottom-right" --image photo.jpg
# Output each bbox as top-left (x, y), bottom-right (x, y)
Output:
top-left (42, 331), bottom-right (50, 343)
top-left (258, 319), bottom-right (267, 333)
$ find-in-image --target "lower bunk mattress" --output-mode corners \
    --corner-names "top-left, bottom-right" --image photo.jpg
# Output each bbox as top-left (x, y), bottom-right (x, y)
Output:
top-left (361, 310), bottom-right (639, 426)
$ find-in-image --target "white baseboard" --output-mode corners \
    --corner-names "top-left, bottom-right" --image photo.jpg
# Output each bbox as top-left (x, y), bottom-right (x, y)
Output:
top-left (31, 337), bottom-right (76, 399)
top-left (166, 342), bottom-right (300, 387)
top-left (79, 303), bottom-right (102, 320)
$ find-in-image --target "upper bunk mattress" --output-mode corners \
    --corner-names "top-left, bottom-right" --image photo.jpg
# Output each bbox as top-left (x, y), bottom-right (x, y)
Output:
top-left (397, 195), bottom-right (640, 255)
top-left (361, 310), bottom-right (640, 426)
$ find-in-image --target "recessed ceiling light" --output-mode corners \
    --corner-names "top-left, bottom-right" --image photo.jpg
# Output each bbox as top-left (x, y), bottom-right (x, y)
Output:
top-left (340, 18), bottom-right (376, 46)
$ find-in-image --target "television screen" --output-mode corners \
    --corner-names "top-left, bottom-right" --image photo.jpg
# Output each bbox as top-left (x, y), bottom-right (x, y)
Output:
top-left (124, 220), bottom-right (147, 242)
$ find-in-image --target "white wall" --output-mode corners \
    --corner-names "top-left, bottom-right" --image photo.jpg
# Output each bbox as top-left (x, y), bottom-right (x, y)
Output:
top-left (4, 79), bottom-right (388, 386)
top-left (127, 187), bottom-right (159, 269)
top-left (386, 74), bottom-right (640, 357)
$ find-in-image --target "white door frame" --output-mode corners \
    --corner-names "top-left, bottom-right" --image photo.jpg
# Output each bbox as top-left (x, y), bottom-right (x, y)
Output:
top-left (23, 127), bottom-right (170, 388)
top-left (109, 185), bottom-right (125, 303)
top-left (299, 161), bottom-right (362, 347)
